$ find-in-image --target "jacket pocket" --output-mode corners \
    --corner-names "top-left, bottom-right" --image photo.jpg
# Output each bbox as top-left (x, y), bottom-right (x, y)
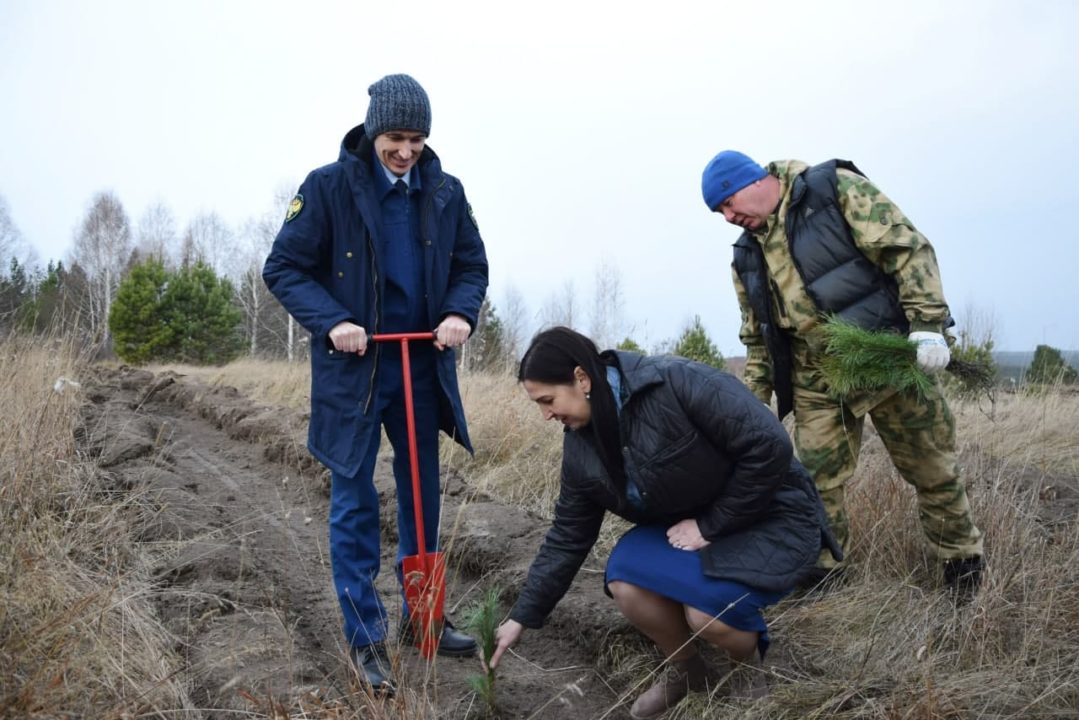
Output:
top-left (638, 429), bottom-right (698, 470)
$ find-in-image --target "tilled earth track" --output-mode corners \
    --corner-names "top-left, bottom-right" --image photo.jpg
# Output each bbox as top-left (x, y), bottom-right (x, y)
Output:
top-left (77, 366), bottom-right (640, 719)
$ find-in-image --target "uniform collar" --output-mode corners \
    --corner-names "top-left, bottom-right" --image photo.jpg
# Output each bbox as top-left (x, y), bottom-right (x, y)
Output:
top-left (372, 150), bottom-right (422, 198)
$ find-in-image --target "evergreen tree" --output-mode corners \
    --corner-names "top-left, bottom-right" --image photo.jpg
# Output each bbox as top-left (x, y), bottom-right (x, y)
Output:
top-left (1028, 344), bottom-right (1078, 385)
top-left (672, 315), bottom-right (725, 370)
top-left (109, 258), bottom-right (171, 363)
top-left (616, 337), bottom-right (646, 354)
top-left (162, 262), bottom-right (244, 365)
top-left (0, 257), bottom-right (31, 332)
top-left (107, 260), bottom-right (243, 365)
top-left (464, 297), bottom-right (507, 372)
top-left (22, 261), bottom-right (65, 333)
top-left (22, 261), bottom-right (86, 335)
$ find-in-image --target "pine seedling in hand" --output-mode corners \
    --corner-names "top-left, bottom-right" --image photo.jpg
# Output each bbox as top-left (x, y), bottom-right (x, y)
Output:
top-left (817, 318), bottom-right (935, 399)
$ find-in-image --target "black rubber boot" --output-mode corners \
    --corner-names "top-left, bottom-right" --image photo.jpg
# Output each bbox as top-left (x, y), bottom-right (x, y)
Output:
top-left (944, 555), bottom-right (984, 601)
top-left (351, 642), bottom-right (395, 697)
top-left (398, 617), bottom-right (478, 657)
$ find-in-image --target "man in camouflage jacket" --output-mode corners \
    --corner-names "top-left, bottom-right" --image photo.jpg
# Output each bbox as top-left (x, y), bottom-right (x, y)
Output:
top-left (700, 150), bottom-right (983, 594)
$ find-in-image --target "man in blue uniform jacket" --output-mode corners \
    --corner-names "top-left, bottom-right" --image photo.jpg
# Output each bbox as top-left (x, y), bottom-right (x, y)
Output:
top-left (263, 73), bottom-right (489, 695)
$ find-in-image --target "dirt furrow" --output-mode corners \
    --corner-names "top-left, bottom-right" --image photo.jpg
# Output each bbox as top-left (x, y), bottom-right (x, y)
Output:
top-left (77, 366), bottom-right (635, 718)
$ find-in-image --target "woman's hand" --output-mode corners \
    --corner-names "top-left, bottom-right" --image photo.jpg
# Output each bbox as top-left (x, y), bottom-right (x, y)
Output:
top-left (487, 619), bottom-right (524, 670)
top-left (667, 518), bottom-right (710, 551)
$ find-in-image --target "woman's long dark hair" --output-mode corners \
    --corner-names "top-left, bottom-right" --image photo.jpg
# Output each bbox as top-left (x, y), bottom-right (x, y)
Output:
top-left (518, 327), bottom-right (625, 486)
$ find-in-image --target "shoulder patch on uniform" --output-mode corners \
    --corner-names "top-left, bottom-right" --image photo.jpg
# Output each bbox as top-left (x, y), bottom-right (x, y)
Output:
top-left (285, 194), bottom-right (304, 222)
top-left (467, 202), bottom-right (479, 231)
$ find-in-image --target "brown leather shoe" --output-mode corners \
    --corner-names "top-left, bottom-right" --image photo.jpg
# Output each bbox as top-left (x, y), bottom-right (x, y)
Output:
top-left (724, 657), bottom-right (770, 701)
top-left (629, 654), bottom-right (709, 719)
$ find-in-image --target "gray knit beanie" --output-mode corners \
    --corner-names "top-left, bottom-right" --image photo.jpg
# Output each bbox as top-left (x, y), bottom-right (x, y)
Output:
top-left (364, 74), bottom-right (432, 139)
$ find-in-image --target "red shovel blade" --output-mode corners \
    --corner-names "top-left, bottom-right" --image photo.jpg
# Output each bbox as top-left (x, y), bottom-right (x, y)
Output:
top-left (402, 550), bottom-right (446, 659)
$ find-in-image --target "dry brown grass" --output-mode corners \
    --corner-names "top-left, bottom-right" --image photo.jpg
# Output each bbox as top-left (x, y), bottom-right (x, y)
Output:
top-left (741, 385), bottom-right (1079, 719)
top-left (148, 357), bottom-right (311, 411)
top-left (955, 388), bottom-right (1079, 477)
top-left (452, 374), bottom-right (1079, 719)
top-left (444, 372), bottom-right (562, 510)
top-left (446, 370), bottom-right (637, 556)
top-left (15, 352), bottom-right (1077, 718)
top-left (0, 336), bottom-right (195, 717)
top-left (184, 362), bottom-right (635, 560)
top-left (184, 362), bottom-right (564, 516)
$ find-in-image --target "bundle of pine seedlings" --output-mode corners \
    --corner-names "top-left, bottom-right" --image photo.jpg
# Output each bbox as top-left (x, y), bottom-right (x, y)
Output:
top-left (816, 318), bottom-right (992, 399)
top-left (818, 320), bottom-right (930, 398)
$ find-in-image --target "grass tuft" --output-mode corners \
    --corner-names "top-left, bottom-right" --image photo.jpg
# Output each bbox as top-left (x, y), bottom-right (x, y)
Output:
top-left (43, 354), bottom-right (1075, 719)
top-left (0, 334), bottom-right (195, 716)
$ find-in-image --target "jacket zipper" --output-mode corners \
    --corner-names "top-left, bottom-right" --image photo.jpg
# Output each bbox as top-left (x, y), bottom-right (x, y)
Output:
top-left (419, 176), bottom-right (445, 331)
top-left (364, 229), bottom-right (380, 414)
top-left (421, 177), bottom-right (446, 250)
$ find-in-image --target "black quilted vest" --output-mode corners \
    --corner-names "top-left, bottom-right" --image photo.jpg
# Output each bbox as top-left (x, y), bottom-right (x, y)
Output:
top-left (732, 160), bottom-right (908, 419)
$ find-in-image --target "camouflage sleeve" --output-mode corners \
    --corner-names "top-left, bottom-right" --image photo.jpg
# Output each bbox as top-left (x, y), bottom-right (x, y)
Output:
top-left (836, 169), bottom-right (951, 332)
top-left (731, 264), bottom-right (774, 403)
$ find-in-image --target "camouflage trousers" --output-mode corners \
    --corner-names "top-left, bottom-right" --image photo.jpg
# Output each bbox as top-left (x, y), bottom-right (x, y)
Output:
top-left (792, 375), bottom-right (984, 568)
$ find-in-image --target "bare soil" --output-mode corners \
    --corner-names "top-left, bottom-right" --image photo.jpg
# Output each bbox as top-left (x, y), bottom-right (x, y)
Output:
top-left (77, 365), bottom-right (1079, 719)
top-left (76, 365), bottom-right (641, 719)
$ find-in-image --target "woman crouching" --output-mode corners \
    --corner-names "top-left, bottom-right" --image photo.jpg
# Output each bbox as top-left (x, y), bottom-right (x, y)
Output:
top-left (488, 327), bottom-right (841, 718)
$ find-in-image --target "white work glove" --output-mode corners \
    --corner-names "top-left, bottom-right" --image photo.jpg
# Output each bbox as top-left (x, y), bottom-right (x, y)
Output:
top-left (908, 331), bottom-right (950, 372)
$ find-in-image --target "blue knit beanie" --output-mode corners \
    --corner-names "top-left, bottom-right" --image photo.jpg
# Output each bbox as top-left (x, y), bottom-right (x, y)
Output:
top-left (364, 74), bottom-right (432, 139)
top-left (701, 150), bottom-right (768, 210)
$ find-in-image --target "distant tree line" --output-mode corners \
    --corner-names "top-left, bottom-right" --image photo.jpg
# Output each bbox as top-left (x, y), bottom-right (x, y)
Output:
top-left (0, 189), bottom-right (302, 364)
top-left (2, 188), bottom-right (738, 370)
top-left (12, 189), bottom-right (1073, 383)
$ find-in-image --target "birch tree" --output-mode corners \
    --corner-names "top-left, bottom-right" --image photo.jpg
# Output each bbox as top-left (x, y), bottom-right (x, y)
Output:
top-left (538, 279), bottom-right (578, 331)
top-left (274, 186), bottom-right (301, 361)
top-left (70, 191), bottom-right (132, 345)
top-left (501, 284), bottom-right (528, 364)
top-left (0, 196), bottom-right (22, 273)
top-left (136, 200), bottom-right (178, 268)
top-left (182, 211), bottom-right (233, 275)
top-left (0, 195), bottom-right (37, 277)
top-left (589, 258), bottom-right (624, 350)
top-left (235, 185), bottom-right (297, 359)
top-left (234, 213), bottom-right (278, 356)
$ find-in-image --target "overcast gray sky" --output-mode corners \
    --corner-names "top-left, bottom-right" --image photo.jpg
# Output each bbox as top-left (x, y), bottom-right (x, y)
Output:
top-left (2, 0), bottom-right (1076, 353)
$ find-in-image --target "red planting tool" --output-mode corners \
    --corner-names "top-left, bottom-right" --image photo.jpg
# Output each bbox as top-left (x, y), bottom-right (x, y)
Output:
top-left (370, 331), bottom-right (446, 660)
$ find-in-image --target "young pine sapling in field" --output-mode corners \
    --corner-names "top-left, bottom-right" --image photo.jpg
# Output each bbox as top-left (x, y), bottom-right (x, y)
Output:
top-left (463, 586), bottom-right (503, 714)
